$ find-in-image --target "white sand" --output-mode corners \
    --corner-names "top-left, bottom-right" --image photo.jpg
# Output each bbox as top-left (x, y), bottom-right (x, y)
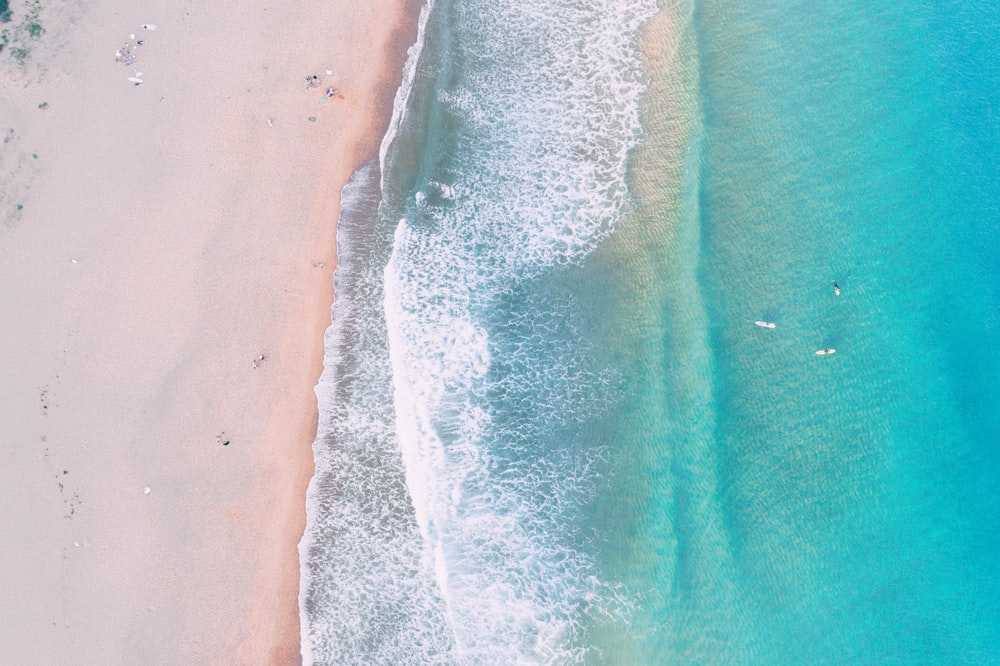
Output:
top-left (0, 0), bottom-right (420, 662)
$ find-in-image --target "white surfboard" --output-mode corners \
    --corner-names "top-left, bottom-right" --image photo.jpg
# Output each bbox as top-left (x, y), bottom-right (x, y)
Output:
top-left (754, 321), bottom-right (776, 329)
top-left (815, 349), bottom-right (836, 356)
top-left (127, 77), bottom-right (144, 84)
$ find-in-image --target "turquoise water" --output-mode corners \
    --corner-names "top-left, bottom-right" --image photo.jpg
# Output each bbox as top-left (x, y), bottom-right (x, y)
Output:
top-left (598, 0), bottom-right (1000, 661)
top-left (300, 0), bottom-right (1000, 662)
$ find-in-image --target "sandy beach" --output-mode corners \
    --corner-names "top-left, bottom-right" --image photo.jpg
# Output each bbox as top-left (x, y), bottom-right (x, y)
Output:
top-left (0, 0), bottom-right (419, 662)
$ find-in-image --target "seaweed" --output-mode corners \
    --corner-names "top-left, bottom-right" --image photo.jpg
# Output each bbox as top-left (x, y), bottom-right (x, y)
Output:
top-left (1, 0), bottom-right (45, 63)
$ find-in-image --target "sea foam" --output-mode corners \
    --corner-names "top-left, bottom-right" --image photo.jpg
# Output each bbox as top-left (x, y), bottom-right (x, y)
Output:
top-left (301, 0), bottom-right (658, 662)
top-left (382, 0), bottom-right (657, 661)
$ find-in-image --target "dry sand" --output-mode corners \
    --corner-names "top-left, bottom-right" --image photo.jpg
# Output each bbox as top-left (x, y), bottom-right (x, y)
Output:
top-left (0, 0), bottom-right (420, 662)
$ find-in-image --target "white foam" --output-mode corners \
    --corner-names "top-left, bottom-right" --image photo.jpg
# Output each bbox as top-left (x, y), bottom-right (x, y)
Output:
top-left (302, 0), bottom-right (658, 661)
top-left (376, 0), bottom-right (658, 655)
top-left (299, 163), bottom-right (457, 664)
top-left (378, 0), bottom-right (437, 188)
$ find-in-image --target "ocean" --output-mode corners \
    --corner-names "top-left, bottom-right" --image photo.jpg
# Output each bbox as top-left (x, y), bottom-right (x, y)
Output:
top-left (299, 0), bottom-right (1000, 663)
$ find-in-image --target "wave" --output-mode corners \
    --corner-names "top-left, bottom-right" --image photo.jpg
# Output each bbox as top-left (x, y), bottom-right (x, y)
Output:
top-left (382, 0), bottom-right (658, 662)
top-left (301, 0), bottom-right (659, 662)
top-left (298, 160), bottom-right (456, 665)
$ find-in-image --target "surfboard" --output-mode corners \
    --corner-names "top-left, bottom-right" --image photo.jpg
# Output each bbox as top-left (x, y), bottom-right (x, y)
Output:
top-left (754, 321), bottom-right (776, 329)
top-left (815, 349), bottom-right (836, 356)
top-left (127, 77), bottom-right (144, 85)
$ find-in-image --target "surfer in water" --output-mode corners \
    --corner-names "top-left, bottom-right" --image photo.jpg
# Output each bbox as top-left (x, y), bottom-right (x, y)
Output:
top-left (833, 281), bottom-right (841, 296)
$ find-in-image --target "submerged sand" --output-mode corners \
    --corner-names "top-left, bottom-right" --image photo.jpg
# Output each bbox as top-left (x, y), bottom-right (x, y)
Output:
top-left (0, 0), bottom-right (419, 662)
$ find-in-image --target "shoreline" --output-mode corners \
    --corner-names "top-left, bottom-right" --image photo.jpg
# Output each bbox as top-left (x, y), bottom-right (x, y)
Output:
top-left (0, 0), bottom-right (422, 662)
top-left (233, 4), bottom-right (424, 663)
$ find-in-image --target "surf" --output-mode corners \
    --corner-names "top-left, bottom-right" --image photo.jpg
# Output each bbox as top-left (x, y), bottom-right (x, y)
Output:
top-left (300, 0), bottom-right (660, 662)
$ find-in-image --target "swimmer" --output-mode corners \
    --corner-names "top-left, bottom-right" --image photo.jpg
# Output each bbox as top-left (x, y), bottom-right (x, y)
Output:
top-left (833, 281), bottom-right (841, 296)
